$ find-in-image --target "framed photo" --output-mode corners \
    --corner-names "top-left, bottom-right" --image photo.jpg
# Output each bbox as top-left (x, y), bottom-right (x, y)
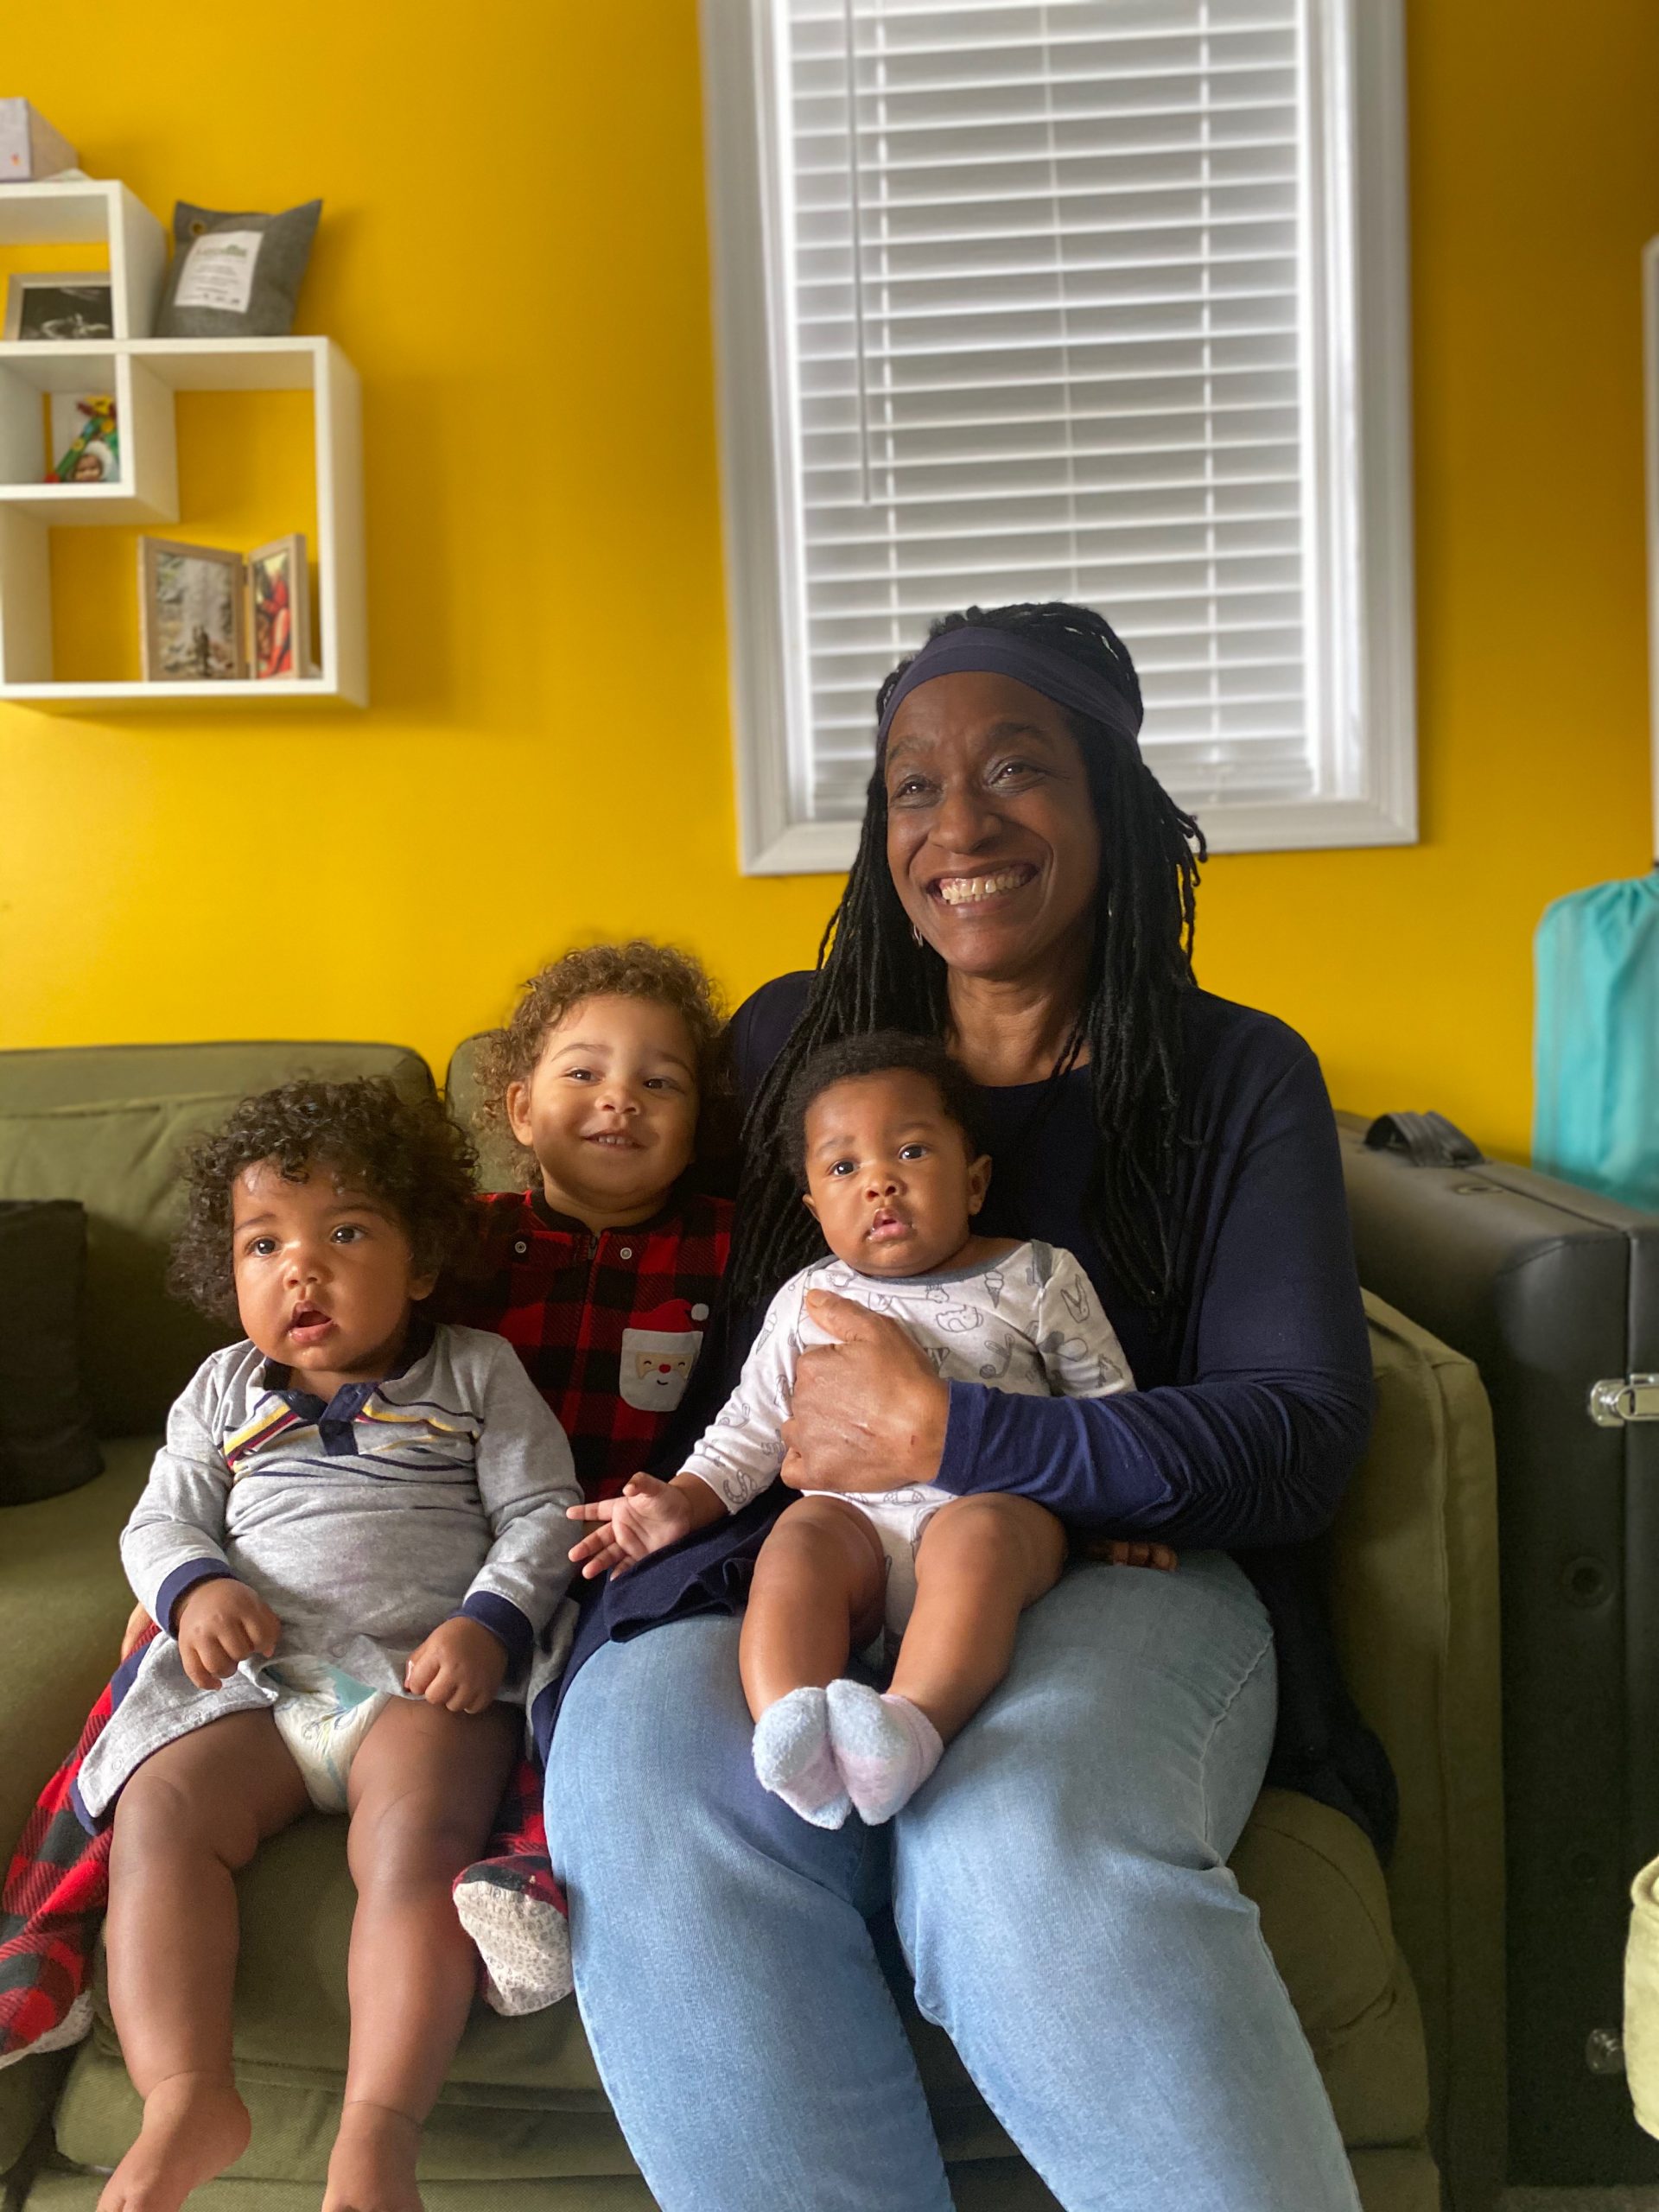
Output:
top-left (247, 533), bottom-right (310, 680)
top-left (3, 272), bottom-right (115, 343)
top-left (138, 538), bottom-right (246, 682)
top-left (47, 392), bottom-right (119, 483)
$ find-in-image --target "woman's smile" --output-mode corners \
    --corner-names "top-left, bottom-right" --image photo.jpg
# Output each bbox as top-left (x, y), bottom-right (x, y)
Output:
top-left (931, 864), bottom-right (1039, 909)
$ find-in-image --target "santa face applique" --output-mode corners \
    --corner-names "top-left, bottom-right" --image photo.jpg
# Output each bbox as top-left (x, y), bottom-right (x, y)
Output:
top-left (619, 1298), bottom-right (710, 1413)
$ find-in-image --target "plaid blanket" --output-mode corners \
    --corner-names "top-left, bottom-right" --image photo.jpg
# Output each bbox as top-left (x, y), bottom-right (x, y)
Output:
top-left (0, 1624), bottom-right (567, 2070)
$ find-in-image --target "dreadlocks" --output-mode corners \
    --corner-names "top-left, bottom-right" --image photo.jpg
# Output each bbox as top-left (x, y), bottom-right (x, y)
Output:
top-left (727, 601), bottom-right (1206, 1313)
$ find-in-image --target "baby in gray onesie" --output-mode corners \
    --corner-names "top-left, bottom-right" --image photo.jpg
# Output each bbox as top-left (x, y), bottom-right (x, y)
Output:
top-left (92, 1078), bottom-right (577, 2212)
top-left (569, 1033), bottom-right (1168, 1836)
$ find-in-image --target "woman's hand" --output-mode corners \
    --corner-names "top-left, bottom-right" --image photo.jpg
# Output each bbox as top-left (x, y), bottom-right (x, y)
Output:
top-left (1085, 1537), bottom-right (1179, 1573)
top-left (405, 1616), bottom-right (508, 1714)
top-left (780, 1291), bottom-right (950, 1494)
top-left (174, 1578), bottom-right (282, 1690)
top-left (120, 1600), bottom-right (156, 1662)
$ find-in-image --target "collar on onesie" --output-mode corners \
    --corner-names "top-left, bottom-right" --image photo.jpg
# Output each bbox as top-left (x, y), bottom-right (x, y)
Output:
top-left (257, 1310), bottom-right (437, 1453)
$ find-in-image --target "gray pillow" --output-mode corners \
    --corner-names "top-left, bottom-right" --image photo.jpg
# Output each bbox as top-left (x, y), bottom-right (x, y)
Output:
top-left (154, 199), bottom-right (322, 339)
top-left (0, 1198), bottom-right (103, 1505)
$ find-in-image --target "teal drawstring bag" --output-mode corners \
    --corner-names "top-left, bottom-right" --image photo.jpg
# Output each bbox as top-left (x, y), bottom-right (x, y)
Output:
top-left (1533, 868), bottom-right (1659, 1209)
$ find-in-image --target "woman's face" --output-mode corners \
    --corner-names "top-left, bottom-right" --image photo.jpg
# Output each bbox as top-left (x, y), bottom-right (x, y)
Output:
top-left (883, 670), bottom-right (1102, 988)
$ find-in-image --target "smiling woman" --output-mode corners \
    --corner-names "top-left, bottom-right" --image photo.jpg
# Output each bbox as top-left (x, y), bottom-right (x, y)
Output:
top-left (546, 599), bottom-right (1382, 2212)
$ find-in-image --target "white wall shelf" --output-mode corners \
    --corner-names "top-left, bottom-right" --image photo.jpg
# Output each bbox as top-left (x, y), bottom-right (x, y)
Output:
top-left (0, 181), bottom-right (366, 709)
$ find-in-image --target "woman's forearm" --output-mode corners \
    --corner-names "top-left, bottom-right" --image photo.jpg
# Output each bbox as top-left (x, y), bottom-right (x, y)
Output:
top-left (934, 1365), bottom-right (1374, 1552)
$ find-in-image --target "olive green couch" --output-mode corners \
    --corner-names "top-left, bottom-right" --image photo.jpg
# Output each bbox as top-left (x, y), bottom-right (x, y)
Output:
top-left (0, 1040), bottom-right (1505, 2212)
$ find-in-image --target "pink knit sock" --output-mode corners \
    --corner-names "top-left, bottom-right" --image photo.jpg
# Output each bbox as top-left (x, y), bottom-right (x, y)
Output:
top-left (825, 1679), bottom-right (944, 1826)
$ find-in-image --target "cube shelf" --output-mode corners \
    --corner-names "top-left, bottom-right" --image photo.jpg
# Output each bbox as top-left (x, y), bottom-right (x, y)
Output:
top-left (0, 180), bottom-right (365, 709)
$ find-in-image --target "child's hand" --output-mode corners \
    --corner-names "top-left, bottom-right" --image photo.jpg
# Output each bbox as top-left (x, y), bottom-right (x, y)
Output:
top-left (567, 1472), bottom-right (700, 1580)
top-left (1087, 1537), bottom-right (1179, 1573)
top-left (120, 1600), bottom-right (156, 1662)
top-left (175, 1578), bottom-right (283, 1689)
top-left (404, 1617), bottom-right (508, 1714)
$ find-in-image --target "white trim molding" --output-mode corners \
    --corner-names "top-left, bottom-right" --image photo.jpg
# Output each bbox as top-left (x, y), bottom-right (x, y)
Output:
top-left (702, 0), bottom-right (1416, 875)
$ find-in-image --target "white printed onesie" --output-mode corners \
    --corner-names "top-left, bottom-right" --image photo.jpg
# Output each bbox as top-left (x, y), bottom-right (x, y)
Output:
top-left (679, 1240), bottom-right (1134, 1632)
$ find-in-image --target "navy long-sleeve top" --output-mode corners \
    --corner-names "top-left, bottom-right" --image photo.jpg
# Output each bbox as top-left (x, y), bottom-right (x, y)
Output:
top-left (552, 971), bottom-right (1396, 1857)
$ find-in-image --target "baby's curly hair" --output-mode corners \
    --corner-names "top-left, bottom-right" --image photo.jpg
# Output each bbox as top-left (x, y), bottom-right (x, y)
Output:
top-left (168, 1077), bottom-right (480, 1323)
top-left (471, 939), bottom-right (727, 1187)
top-left (781, 1031), bottom-right (986, 1188)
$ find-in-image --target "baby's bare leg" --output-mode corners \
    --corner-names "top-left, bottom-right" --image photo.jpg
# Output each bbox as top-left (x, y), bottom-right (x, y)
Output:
top-left (828, 1496), bottom-right (1068, 1827)
top-left (891, 1493), bottom-right (1068, 1739)
top-left (739, 1494), bottom-right (887, 1719)
top-left (738, 1498), bottom-right (888, 1827)
top-left (101, 1710), bottom-right (310, 2212)
top-left (323, 1694), bottom-right (517, 2212)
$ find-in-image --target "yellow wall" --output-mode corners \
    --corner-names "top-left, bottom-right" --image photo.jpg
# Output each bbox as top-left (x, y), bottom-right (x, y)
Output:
top-left (2, 3), bottom-right (1656, 1159)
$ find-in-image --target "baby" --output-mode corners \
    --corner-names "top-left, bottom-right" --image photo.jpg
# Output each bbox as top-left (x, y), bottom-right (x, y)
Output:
top-left (87, 1078), bottom-right (578, 2212)
top-left (569, 1031), bottom-right (1161, 1830)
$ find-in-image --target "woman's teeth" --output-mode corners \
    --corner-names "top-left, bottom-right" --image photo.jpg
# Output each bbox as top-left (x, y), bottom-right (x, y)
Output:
top-left (937, 868), bottom-right (1033, 907)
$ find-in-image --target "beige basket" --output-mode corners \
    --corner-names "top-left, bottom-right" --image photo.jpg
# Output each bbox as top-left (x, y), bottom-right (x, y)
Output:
top-left (1627, 1855), bottom-right (1659, 2134)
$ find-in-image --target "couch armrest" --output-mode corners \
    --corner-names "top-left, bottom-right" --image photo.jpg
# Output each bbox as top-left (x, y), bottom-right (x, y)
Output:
top-left (1327, 1294), bottom-right (1504, 2212)
top-left (0, 1443), bottom-right (152, 1864)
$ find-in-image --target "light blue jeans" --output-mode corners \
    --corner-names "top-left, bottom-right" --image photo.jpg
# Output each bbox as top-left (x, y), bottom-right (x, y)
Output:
top-left (545, 1552), bottom-right (1362, 2212)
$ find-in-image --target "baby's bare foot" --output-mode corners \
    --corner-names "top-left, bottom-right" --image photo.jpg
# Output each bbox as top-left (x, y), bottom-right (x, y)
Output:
top-left (96, 2072), bottom-right (250, 2212)
top-left (321, 2100), bottom-right (424, 2212)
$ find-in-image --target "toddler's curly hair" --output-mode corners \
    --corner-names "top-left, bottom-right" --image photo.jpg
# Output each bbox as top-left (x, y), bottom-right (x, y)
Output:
top-left (470, 939), bottom-right (727, 1187)
top-left (169, 1077), bottom-right (480, 1323)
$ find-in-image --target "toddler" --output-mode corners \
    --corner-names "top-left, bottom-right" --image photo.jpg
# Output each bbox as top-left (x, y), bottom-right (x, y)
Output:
top-left (88, 1078), bottom-right (578, 2212)
top-left (570, 1031), bottom-right (1165, 1830)
top-left (455, 939), bottom-right (733, 1497)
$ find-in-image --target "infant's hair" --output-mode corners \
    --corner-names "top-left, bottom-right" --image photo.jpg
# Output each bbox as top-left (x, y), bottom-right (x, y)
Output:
top-left (168, 1077), bottom-right (480, 1322)
top-left (782, 1031), bottom-right (986, 1187)
top-left (470, 938), bottom-right (727, 1186)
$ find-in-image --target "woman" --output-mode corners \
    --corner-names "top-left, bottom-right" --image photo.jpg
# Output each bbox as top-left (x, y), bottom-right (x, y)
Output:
top-left (546, 601), bottom-right (1386, 2211)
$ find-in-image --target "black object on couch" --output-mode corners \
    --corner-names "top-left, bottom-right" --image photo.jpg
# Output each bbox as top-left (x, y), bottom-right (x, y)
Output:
top-left (1339, 1109), bottom-right (1659, 2189)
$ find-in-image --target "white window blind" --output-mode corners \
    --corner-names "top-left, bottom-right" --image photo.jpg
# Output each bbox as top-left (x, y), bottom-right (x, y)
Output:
top-left (703, 0), bottom-right (1415, 871)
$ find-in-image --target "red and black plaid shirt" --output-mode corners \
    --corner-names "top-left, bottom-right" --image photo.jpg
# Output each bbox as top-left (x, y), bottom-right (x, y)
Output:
top-left (448, 1186), bottom-right (733, 1500)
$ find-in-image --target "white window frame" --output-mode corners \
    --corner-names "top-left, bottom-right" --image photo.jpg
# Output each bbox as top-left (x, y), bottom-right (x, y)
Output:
top-left (702, 0), bottom-right (1416, 874)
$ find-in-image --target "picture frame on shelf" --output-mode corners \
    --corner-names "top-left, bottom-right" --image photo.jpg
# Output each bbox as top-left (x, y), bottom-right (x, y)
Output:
top-left (138, 538), bottom-right (246, 682)
top-left (46, 393), bottom-right (118, 483)
top-left (247, 533), bottom-right (309, 680)
top-left (3, 271), bottom-right (115, 342)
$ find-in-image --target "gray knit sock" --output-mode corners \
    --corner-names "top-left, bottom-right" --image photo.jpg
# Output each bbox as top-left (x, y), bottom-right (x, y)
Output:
top-left (752, 1685), bottom-right (850, 1829)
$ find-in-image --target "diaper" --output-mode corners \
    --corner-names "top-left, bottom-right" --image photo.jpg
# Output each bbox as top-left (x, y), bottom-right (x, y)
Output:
top-left (810, 1485), bottom-right (950, 1640)
top-left (265, 1659), bottom-right (391, 1813)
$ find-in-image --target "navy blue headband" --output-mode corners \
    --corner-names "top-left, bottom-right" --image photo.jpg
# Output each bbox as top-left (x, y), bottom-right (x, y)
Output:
top-left (875, 625), bottom-right (1143, 750)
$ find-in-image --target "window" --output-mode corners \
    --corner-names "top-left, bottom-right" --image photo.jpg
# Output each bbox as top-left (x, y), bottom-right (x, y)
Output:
top-left (702, 0), bottom-right (1414, 872)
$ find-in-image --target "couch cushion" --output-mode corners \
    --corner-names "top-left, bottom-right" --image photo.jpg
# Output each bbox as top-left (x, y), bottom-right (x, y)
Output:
top-left (0, 1441), bottom-right (153, 1867)
top-left (0, 1046), bottom-right (433, 1437)
top-left (0, 1201), bottom-right (102, 1505)
top-left (1332, 1294), bottom-right (1504, 2204)
top-left (442, 1035), bottom-right (523, 1195)
top-left (55, 1783), bottom-right (1427, 2187)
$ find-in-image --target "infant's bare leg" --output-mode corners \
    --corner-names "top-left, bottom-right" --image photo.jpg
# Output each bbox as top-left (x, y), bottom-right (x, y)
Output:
top-left (322, 1695), bottom-right (517, 2212)
top-left (890, 1493), bottom-right (1068, 1740)
top-left (738, 1494), bottom-right (888, 1720)
top-left (100, 1711), bottom-right (310, 2212)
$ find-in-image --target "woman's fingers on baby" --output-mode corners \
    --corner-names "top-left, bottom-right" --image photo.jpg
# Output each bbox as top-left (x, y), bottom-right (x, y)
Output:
top-left (1090, 1536), bottom-right (1179, 1573)
top-left (779, 1441), bottom-right (807, 1490)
